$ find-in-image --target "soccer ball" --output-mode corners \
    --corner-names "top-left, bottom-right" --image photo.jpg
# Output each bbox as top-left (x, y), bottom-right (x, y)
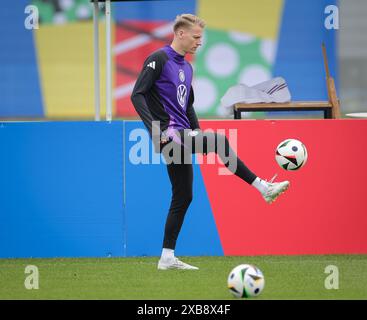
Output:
top-left (275, 138), bottom-right (308, 170)
top-left (227, 264), bottom-right (265, 298)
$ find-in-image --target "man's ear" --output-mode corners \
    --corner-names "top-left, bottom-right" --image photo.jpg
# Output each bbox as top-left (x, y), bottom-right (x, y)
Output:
top-left (177, 29), bottom-right (185, 38)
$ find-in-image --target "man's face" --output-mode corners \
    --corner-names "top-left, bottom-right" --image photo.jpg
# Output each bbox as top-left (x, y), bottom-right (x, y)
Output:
top-left (177, 25), bottom-right (203, 55)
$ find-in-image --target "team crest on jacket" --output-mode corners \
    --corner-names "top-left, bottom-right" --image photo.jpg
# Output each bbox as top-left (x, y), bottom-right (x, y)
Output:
top-left (179, 69), bottom-right (185, 82)
top-left (177, 84), bottom-right (187, 107)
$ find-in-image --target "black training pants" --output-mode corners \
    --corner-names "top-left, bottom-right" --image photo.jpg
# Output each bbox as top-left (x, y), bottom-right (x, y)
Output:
top-left (161, 130), bottom-right (257, 250)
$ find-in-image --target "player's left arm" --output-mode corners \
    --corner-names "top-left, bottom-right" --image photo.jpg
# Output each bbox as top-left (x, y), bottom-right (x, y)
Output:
top-left (186, 86), bottom-right (201, 130)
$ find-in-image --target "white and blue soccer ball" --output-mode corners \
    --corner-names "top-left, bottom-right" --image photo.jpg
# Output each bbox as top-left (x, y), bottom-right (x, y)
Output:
top-left (275, 138), bottom-right (308, 170)
top-left (227, 264), bottom-right (265, 298)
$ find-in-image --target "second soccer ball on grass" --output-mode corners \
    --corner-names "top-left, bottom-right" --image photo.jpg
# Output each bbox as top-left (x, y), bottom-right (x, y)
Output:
top-left (227, 264), bottom-right (265, 298)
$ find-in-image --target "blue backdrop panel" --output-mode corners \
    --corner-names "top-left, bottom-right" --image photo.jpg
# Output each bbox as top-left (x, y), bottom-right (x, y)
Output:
top-left (113, 0), bottom-right (196, 21)
top-left (0, 1), bottom-right (43, 117)
top-left (0, 122), bottom-right (124, 258)
top-left (124, 121), bottom-right (223, 257)
top-left (273, 0), bottom-right (338, 101)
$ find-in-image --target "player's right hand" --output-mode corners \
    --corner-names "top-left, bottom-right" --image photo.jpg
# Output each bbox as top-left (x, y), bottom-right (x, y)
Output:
top-left (160, 132), bottom-right (171, 145)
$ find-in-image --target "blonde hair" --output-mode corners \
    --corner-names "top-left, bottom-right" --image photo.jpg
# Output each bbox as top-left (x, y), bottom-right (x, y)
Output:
top-left (173, 14), bottom-right (205, 32)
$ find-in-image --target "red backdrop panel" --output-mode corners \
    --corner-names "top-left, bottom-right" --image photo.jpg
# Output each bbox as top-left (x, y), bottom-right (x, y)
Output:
top-left (114, 21), bottom-right (194, 117)
top-left (199, 119), bottom-right (367, 255)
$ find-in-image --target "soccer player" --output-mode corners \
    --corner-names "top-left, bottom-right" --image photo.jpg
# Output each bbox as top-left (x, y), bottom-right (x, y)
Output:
top-left (131, 14), bottom-right (289, 270)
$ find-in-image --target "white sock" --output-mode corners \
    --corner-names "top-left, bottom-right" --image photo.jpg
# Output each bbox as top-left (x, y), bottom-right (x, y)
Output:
top-left (161, 248), bottom-right (174, 261)
top-left (251, 177), bottom-right (269, 195)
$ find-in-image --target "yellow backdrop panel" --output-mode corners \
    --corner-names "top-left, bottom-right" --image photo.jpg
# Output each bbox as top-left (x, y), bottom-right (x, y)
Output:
top-left (35, 21), bottom-right (115, 118)
top-left (198, 0), bottom-right (284, 39)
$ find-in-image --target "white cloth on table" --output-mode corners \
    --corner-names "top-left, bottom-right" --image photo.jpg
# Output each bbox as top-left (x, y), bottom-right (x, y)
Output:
top-left (220, 77), bottom-right (292, 109)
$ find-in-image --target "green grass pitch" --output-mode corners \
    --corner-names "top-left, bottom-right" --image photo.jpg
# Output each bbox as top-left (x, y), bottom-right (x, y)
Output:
top-left (1, 255), bottom-right (366, 299)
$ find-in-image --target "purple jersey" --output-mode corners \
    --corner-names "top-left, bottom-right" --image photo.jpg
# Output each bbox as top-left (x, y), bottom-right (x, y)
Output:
top-left (156, 45), bottom-right (193, 130)
top-left (131, 45), bottom-right (200, 138)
